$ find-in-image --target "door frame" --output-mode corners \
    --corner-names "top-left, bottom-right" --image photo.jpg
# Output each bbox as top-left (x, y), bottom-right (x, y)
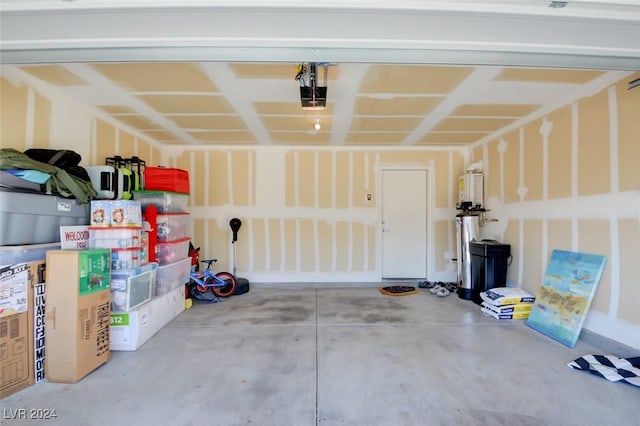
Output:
top-left (377, 166), bottom-right (433, 281)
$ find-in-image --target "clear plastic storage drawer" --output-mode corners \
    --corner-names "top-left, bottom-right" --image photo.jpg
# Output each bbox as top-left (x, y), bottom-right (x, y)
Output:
top-left (155, 257), bottom-right (191, 297)
top-left (156, 213), bottom-right (190, 242)
top-left (89, 227), bottom-right (142, 248)
top-left (111, 262), bottom-right (158, 312)
top-left (155, 237), bottom-right (190, 266)
top-left (133, 190), bottom-right (189, 213)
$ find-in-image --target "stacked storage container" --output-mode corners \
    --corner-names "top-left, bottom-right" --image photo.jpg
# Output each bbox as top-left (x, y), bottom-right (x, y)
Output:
top-left (134, 190), bottom-right (192, 297)
top-left (88, 200), bottom-right (157, 314)
top-left (107, 168), bottom-right (191, 351)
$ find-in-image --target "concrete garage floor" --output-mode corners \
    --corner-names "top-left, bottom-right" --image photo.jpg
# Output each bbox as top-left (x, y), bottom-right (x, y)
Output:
top-left (3, 287), bottom-right (638, 426)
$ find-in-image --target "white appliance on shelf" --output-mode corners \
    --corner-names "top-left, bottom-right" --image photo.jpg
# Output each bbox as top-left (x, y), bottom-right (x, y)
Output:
top-left (458, 171), bottom-right (484, 210)
top-left (457, 161), bottom-right (484, 211)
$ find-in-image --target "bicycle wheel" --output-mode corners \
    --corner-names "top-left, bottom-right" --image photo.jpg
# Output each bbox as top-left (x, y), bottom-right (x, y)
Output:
top-left (211, 272), bottom-right (236, 298)
top-left (195, 280), bottom-right (209, 293)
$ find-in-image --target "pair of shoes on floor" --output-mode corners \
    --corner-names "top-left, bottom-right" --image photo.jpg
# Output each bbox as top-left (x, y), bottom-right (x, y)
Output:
top-left (429, 284), bottom-right (451, 297)
top-left (418, 281), bottom-right (437, 289)
top-left (442, 282), bottom-right (458, 293)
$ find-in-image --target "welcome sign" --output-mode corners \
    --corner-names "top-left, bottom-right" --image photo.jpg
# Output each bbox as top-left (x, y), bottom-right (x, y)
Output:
top-left (59, 226), bottom-right (90, 249)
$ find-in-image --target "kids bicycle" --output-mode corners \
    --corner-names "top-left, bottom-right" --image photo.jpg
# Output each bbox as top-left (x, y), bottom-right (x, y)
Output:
top-left (189, 257), bottom-right (237, 298)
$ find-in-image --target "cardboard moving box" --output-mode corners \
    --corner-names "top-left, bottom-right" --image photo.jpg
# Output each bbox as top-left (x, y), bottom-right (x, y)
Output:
top-left (0, 263), bottom-right (30, 317)
top-left (45, 249), bottom-right (111, 384)
top-left (0, 312), bottom-right (33, 398)
top-left (0, 260), bottom-right (46, 398)
top-left (32, 267), bottom-right (46, 384)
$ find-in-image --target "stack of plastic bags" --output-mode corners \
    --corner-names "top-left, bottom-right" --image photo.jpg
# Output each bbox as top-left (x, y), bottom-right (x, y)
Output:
top-left (479, 287), bottom-right (536, 320)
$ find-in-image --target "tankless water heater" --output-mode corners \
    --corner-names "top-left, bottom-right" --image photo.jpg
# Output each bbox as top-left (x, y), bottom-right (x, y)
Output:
top-left (458, 172), bottom-right (484, 209)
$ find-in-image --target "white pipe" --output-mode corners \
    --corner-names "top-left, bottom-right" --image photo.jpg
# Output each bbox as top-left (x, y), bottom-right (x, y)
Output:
top-left (466, 160), bottom-right (483, 172)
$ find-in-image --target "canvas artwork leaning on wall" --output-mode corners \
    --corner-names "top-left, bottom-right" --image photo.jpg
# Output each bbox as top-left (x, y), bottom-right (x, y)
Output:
top-left (527, 250), bottom-right (607, 348)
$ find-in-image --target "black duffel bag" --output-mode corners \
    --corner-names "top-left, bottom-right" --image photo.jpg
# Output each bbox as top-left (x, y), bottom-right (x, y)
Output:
top-left (24, 148), bottom-right (81, 168)
top-left (24, 148), bottom-right (90, 181)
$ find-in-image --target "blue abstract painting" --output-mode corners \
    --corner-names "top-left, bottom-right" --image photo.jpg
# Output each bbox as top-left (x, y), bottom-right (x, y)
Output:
top-left (527, 250), bottom-right (606, 348)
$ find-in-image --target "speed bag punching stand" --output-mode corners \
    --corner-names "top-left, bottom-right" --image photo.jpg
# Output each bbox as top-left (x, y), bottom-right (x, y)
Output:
top-left (229, 218), bottom-right (250, 295)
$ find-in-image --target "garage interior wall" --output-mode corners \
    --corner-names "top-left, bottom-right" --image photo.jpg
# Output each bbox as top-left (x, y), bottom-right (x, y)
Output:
top-left (470, 72), bottom-right (640, 349)
top-left (0, 76), bottom-right (162, 168)
top-left (1, 71), bottom-right (638, 350)
top-left (161, 146), bottom-right (466, 282)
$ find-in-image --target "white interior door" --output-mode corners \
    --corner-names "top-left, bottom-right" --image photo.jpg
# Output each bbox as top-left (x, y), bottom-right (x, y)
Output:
top-left (381, 169), bottom-right (427, 279)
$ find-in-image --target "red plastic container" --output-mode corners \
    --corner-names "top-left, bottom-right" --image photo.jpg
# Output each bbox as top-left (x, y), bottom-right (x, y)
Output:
top-left (144, 167), bottom-right (190, 194)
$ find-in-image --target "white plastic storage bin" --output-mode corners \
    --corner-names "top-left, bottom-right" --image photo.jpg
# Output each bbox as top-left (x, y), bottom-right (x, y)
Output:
top-left (112, 247), bottom-right (142, 270)
top-left (110, 262), bottom-right (157, 312)
top-left (89, 227), bottom-right (142, 249)
top-left (156, 237), bottom-right (190, 266)
top-left (110, 285), bottom-right (185, 351)
top-left (133, 190), bottom-right (189, 213)
top-left (156, 213), bottom-right (190, 242)
top-left (155, 256), bottom-right (191, 296)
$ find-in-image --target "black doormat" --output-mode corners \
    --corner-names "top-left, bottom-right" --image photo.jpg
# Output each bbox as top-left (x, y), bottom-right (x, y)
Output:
top-left (379, 285), bottom-right (418, 296)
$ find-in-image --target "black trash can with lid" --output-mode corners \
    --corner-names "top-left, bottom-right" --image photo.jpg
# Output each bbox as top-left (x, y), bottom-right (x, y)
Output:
top-left (470, 240), bottom-right (511, 304)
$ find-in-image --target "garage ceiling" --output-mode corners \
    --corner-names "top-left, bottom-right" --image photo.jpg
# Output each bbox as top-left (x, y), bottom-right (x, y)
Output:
top-left (7, 61), bottom-right (621, 146)
top-left (1, 1), bottom-right (639, 147)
